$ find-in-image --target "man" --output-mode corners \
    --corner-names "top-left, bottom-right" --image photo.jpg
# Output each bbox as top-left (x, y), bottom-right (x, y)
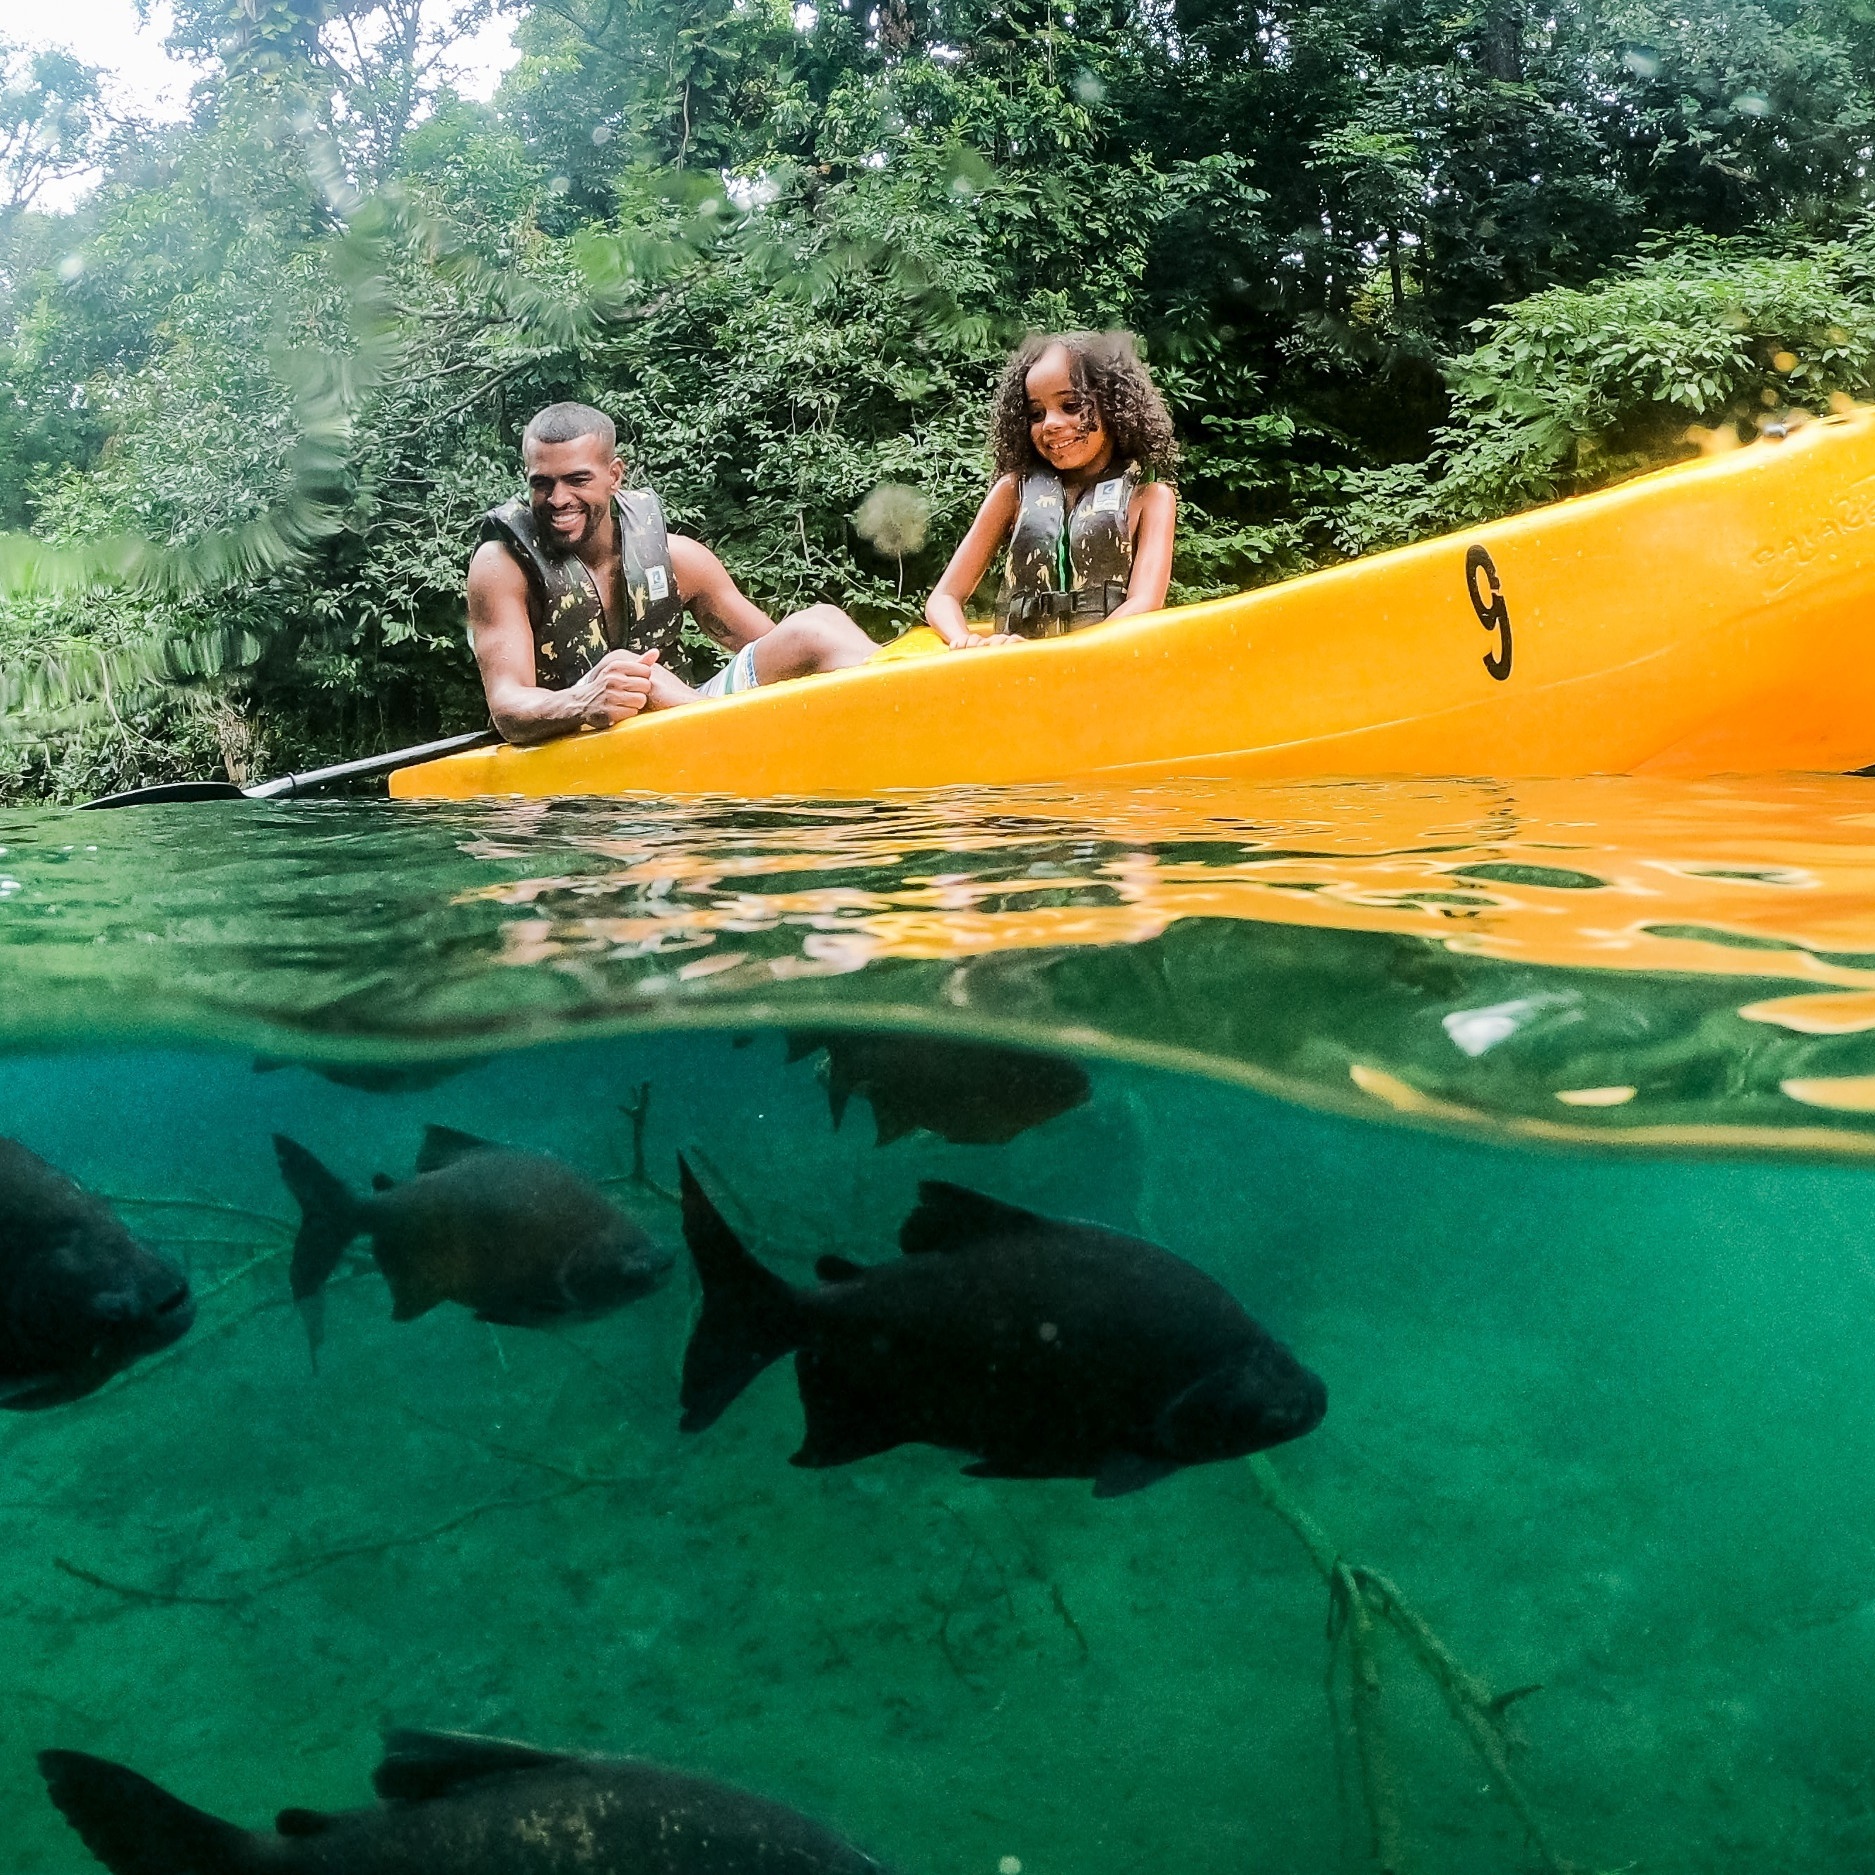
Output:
top-left (468, 402), bottom-right (876, 744)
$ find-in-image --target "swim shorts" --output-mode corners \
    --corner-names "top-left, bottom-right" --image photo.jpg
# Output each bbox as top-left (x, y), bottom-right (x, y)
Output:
top-left (698, 643), bottom-right (761, 699)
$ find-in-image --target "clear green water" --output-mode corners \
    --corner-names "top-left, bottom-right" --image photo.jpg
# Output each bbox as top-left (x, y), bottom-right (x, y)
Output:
top-left (5, 787), bottom-right (1875, 1873)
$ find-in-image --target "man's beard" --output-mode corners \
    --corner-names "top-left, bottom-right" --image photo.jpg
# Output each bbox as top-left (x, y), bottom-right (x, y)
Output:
top-left (535, 496), bottom-right (609, 554)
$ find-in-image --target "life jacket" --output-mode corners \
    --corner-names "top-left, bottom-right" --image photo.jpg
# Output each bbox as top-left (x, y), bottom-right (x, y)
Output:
top-left (479, 489), bottom-right (683, 690)
top-left (995, 464), bottom-right (1137, 636)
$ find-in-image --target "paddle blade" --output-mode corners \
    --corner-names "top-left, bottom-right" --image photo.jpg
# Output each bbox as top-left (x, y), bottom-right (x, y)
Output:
top-left (79, 781), bottom-right (253, 809)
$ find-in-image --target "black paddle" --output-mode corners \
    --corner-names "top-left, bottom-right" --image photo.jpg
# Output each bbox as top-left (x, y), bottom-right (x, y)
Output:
top-left (79, 729), bottom-right (500, 809)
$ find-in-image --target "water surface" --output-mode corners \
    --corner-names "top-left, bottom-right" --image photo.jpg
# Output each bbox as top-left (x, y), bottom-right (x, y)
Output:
top-left (5, 777), bottom-right (1875, 1874)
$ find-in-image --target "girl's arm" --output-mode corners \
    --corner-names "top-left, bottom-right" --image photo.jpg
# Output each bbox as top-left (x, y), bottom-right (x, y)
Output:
top-left (1106, 482), bottom-right (1177, 623)
top-left (925, 476), bottom-right (1021, 648)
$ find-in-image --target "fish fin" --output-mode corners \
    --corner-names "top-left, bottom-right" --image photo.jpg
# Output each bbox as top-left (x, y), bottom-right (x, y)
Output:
top-left (678, 1157), bottom-right (803, 1433)
top-left (868, 1094), bottom-right (920, 1147)
top-left (275, 1809), bottom-right (333, 1837)
top-left (960, 1457), bottom-right (1045, 1480)
top-left (825, 1058), bottom-right (854, 1131)
top-left (374, 1730), bottom-right (577, 1803)
top-left (414, 1124), bottom-right (500, 1173)
top-left (815, 1255), bottom-right (868, 1283)
top-left (899, 1182), bottom-right (1047, 1255)
top-left (792, 1352), bottom-right (899, 1467)
top-left (295, 1295), bottom-right (325, 1372)
top-left (370, 1173), bottom-right (396, 1193)
top-left (384, 1283), bottom-right (442, 1323)
top-left (38, 1751), bottom-right (252, 1875)
top-left (272, 1136), bottom-right (363, 1360)
top-left (250, 1056), bottom-right (285, 1076)
top-left (1093, 1452), bottom-right (1180, 1498)
top-left (782, 1031), bottom-right (825, 1064)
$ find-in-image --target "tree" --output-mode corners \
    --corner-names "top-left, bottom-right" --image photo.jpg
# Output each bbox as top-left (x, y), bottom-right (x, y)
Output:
top-left (0, 41), bottom-right (103, 216)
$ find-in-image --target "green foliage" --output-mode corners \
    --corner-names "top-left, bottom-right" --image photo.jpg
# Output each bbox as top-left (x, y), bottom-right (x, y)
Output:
top-left (1334, 232), bottom-right (1875, 553)
top-left (0, 40), bottom-right (103, 216)
top-left (8, 0), bottom-right (1875, 799)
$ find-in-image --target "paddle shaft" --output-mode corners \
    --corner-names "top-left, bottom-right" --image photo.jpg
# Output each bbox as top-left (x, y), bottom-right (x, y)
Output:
top-left (80, 730), bottom-right (499, 809)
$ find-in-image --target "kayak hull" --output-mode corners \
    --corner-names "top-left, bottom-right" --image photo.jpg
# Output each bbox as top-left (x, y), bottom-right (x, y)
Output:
top-left (394, 410), bottom-right (1875, 801)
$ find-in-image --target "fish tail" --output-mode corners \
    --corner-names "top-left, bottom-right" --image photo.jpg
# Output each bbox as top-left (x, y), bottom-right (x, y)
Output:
top-left (39, 1751), bottom-right (255, 1875)
top-left (678, 1156), bottom-right (802, 1433)
top-left (271, 1135), bottom-right (364, 1359)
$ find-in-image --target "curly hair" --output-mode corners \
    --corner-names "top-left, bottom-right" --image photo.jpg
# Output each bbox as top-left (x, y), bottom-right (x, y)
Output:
top-left (988, 330), bottom-right (1179, 482)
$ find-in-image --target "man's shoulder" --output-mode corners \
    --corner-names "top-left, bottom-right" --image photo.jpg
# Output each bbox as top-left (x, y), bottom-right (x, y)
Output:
top-left (469, 536), bottom-right (528, 591)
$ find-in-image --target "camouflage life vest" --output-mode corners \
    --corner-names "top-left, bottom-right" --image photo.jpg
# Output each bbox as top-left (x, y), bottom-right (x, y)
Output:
top-left (479, 489), bottom-right (683, 690)
top-left (994, 464), bottom-right (1137, 637)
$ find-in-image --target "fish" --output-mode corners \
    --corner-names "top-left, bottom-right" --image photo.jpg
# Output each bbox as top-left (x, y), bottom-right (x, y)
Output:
top-left (677, 1158), bottom-right (1326, 1497)
top-left (39, 1727), bottom-right (895, 1875)
top-left (784, 1031), bottom-right (1090, 1145)
top-left (0, 1137), bottom-right (195, 1409)
top-left (273, 1125), bottom-right (671, 1352)
top-left (252, 1056), bottom-right (476, 1095)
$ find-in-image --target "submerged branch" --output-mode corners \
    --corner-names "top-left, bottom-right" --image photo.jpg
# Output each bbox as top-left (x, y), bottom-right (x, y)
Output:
top-left (102, 1195), bottom-right (295, 1239)
top-left (53, 1557), bottom-right (244, 1609)
top-left (1245, 1455), bottom-right (1576, 1875)
top-left (55, 1481), bottom-right (600, 1612)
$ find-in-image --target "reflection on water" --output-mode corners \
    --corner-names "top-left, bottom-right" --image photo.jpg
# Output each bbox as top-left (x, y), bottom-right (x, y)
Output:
top-left (10, 776), bottom-right (1875, 1150)
top-left (5, 778), bottom-right (1875, 1872)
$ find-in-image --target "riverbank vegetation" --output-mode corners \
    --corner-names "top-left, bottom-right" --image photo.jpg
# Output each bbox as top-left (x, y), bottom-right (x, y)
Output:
top-left (5, 0), bottom-right (1875, 796)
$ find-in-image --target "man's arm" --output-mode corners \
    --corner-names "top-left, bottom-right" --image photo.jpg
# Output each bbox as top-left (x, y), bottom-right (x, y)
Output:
top-left (631, 535), bottom-right (782, 710)
top-left (468, 541), bottom-right (658, 745)
top-left (670, 535), bottom-right (777, 649)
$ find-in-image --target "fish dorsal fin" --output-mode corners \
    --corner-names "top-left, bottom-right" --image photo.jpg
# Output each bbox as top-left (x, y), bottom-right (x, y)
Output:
top-left (816, 1254), bottom-right (868, 1283)
top-left (414, 1125), bottom-right (501, 1174)
top-left (276, 1807), bottom-right (335, 1836)
top-left (869, 1095), bottom-right (920, 1147)
top-left (900, 1183), bottom-right (1048, 1256)
top-left (783, 1031), bottom-right (825, 1065)
top-left (374, 1731), bottom-right (578, 1803)
top-left (824, 1056), bottom-right (855, 1131)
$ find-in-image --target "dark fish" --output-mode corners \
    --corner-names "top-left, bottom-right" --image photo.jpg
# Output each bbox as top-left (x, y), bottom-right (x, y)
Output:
top-left (252, 1056), bottom-right (475, 1095)
top-left (785, 1031), bottom-right (1090, 1145)
top-left (0, 1138), bottom-right (194, 1409)
top-left (678, 1159), bottom-right (1326, 1497)
top-left (274, 1126), bottom-right (671, 1351)
top-left (40, 1728), bottom-right (894, 1875)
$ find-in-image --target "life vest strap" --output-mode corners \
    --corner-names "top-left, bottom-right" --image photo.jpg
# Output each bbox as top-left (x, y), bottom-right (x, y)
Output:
top-left (1002, 581), bottom-right (1129, 637)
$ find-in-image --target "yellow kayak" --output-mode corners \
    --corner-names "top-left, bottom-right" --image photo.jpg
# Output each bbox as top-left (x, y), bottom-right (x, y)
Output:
top-left (393, 407), bottom-right (1875, 801)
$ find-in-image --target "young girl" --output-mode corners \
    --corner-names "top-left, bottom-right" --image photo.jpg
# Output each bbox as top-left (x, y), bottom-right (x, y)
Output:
top-left (926, 330), bottom-right (1178, 647)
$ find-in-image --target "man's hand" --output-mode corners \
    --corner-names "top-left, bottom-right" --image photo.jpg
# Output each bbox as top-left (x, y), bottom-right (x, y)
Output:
top-left (566, 648), bottom-right (659, 728)
top-left (644, 658), bottom-right (699, 711)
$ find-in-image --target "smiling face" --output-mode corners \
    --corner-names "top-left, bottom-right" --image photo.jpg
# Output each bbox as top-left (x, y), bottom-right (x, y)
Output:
top-left (1024, 343), bottom-right (1113, 479)
top-left (524, 432), bottom-right (624, 554)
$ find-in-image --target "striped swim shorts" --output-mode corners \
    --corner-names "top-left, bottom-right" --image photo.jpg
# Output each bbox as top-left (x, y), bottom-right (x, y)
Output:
top-left (698, 643), bottom-right (761, 699)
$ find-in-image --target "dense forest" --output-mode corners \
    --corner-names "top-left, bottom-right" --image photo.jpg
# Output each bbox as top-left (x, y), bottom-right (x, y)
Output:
top-left (4, 0), bottom-right (1875, 797)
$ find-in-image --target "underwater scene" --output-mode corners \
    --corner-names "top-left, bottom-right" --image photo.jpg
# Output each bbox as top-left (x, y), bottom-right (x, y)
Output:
top-left (7, 777), bottom-right (1875, 1874)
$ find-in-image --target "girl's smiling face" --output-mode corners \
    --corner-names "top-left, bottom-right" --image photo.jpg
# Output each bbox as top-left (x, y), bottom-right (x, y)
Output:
top-left (1025, 344), bottom-right (1113, 478)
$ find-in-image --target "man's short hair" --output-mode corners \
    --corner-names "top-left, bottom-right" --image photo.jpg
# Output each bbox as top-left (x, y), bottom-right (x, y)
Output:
top-left (523, 402), bottom-right (616, 457)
